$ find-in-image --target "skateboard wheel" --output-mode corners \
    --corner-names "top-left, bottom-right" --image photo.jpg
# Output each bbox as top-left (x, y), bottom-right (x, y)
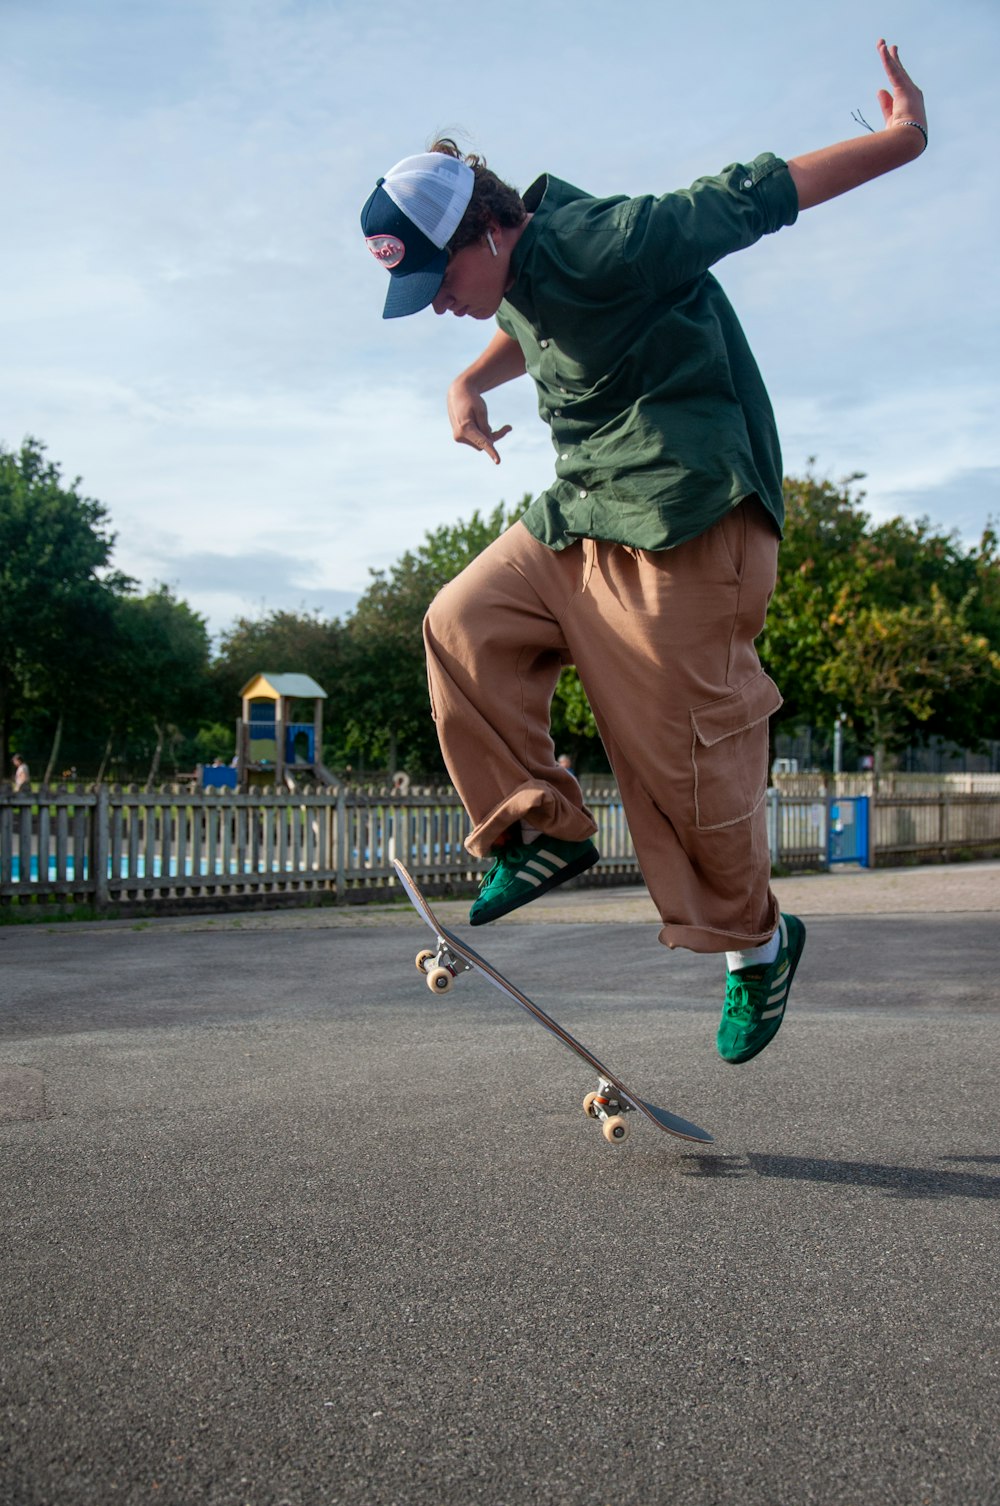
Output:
top-left (602, 1115), bottom-right (630, 1144)
top-left (425, 966), bottom-right (454, 994)
top-left (582, 1092), bottom-right (607, 1119)
top-left (415, 949), bottom-right (435, 974)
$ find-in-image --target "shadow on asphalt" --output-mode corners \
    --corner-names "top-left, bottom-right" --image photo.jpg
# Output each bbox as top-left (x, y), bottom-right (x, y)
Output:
top-left (678, 1152), bottom-right (1000, 1200)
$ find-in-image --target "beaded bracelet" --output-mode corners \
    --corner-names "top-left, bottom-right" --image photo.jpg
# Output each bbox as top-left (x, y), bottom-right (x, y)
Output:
top-left (899, 119), bottom-right (929, 151)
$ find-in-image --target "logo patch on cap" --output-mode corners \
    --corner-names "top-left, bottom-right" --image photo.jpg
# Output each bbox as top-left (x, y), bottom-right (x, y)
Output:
top-left (366, 234), bottom-right (405, 269)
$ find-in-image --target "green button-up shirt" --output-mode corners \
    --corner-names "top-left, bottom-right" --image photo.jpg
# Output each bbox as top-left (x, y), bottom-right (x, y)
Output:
top-left (496, 153), bottom-right (799, 551)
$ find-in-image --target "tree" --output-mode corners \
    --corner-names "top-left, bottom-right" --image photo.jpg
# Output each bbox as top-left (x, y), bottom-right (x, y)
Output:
top-left (0, 438), bottom-right (130, 774)
top-left (757, 470), bottom-right (872, 736)
top-left (102, 588), bottom-right (212, 786)
top-left (819, 587), bottom-right (1000, 781)
top-left (547, 668), bottom-right (608, 772)
top-left (760, 470), bottom-right (1000, 764)
top-left (342, 500), bottom-right (529, 774)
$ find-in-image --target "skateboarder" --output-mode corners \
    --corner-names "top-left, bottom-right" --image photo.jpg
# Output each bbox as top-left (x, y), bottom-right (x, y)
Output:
top-left (360, 40), bottom-right (927, 1065)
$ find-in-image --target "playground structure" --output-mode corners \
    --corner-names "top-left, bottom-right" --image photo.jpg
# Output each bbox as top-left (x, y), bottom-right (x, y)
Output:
top-left (232, 672), bottom-right (339, 790)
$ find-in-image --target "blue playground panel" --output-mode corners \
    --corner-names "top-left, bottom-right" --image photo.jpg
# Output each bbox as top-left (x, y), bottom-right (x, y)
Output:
top-left (828, 796), bottom-right (869, 866)
top-left (202, 767), bottom-right (238, 790)
top-left (246, 717), bottom-right (315, 765)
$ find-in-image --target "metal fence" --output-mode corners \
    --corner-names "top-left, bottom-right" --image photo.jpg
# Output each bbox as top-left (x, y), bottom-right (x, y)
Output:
top-left (3, 781), bottom-right (1000, 913)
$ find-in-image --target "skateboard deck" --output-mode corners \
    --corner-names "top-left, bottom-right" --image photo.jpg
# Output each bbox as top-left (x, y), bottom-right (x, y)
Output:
top-left (393, 858), bottom-right (712, 1146)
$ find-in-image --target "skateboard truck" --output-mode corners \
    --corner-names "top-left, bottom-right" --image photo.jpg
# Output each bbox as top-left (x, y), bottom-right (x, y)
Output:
top-left (582, 1077), bottom-right (634, 1144)
top-left (415, 936), bottom-right (472, 994)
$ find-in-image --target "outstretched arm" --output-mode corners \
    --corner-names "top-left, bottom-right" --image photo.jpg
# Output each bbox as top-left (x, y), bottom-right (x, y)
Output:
top-left (446, 329), bottom-right (527, 465)
top-left (788, 40), bottom-right (927, 211)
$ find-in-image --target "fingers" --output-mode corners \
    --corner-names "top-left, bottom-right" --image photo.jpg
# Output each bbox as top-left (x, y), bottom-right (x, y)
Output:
top-left (878, 39), bottom-right (905, 79)
top-left (875, 37), bottom-right (925, 130)
top-left (446, 377), bottom-right (512, 463)
top-left (878, 38), bottom-right (920, 93)
top-left (457, 422), bottom-right (512, 465)
top-left (479, 425), bottom-right (512, 465)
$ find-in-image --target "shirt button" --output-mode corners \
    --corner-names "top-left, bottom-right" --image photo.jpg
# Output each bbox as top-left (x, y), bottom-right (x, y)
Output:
top-left (539, 339), bottom-right (549, 348)
top-left (554, 408), bottom-right (562, 416)
top-left (742, 177), bottom-right (753, 189)
top-left (579, 489), bottom-right (588, 499)
top-left (560, 452), bottom-right (569, 460)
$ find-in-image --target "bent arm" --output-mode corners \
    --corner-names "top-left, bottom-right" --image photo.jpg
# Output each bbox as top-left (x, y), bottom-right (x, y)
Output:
top-left (455, 329), bottom-right (527, 394)
top-left (447, 330), bottom-right (527, 465)
top-left (788, 40), bottom-right (927, 210)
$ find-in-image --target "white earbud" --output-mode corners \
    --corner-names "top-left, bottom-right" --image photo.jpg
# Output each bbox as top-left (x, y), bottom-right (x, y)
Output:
top-left (486, 230), bottom-right (498, 257)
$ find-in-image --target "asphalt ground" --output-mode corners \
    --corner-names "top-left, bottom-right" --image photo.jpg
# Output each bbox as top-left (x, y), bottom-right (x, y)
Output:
top-left (1, 863), bottom-right (999, 1506)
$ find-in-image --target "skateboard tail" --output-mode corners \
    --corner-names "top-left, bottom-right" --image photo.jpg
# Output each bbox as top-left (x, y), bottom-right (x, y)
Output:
top-left (626, 1094), bottom-right (714, 1144)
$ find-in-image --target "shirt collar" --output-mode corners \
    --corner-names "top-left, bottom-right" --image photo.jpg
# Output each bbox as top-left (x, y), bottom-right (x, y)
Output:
top-left (502, 174), bottom-right (592, 326)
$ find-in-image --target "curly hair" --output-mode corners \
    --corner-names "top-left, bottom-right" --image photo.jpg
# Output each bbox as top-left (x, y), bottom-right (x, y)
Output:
top-left (429, 138), bottom-right (526, 254)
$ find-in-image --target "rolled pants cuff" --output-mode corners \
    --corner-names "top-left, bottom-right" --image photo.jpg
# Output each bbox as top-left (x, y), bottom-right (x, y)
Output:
top-left (658, 893), bottom-right (780, 954)
top-left (465, 778), bottom-right (598, 859)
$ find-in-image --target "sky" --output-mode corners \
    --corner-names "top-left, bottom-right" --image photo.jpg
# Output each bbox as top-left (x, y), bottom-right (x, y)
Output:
top-left (2, 0), bottom-right (998, 639)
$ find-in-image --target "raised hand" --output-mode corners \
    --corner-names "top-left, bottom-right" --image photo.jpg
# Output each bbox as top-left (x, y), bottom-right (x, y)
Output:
top-left (788, 39), bottom-right (927, 209)
top-left (876, 39), bottom-right (927, 145)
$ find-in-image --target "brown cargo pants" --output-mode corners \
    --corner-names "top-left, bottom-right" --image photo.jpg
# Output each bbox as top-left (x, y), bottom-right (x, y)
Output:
top-left (423, 498), bottom-right (782, 952)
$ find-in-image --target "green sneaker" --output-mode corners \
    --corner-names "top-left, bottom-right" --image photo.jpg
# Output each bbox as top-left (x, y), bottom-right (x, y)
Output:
top-left (469, 835), bottom-right (599, 926)
top-left (717, 914), bottom-right (806, 1064)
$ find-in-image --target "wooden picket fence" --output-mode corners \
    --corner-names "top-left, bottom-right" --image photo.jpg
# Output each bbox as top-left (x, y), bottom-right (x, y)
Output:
top-left (2, 781), bottom-right (1000, 913)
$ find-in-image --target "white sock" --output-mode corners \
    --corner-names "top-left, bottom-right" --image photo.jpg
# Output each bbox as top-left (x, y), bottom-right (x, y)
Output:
top-left (520, 823), bottom-right (543, 844)
top-left (725, 930), bottom-right (780, 973)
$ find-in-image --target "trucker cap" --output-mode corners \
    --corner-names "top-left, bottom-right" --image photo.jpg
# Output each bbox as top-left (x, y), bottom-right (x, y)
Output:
top-left (360, 152), bottom-right (475, 319)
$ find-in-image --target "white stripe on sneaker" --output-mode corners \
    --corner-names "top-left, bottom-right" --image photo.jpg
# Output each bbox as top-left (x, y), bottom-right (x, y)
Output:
top-left (514, 869), bottom-right (544, 887)
top-left (535, 848), bottom-right (568, 870)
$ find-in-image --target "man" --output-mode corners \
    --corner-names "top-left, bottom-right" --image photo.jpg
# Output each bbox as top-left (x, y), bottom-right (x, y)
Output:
top-left (12, 754), bottom-right (30, 792)
top-left (360, 41), bottom-right (926, 1065)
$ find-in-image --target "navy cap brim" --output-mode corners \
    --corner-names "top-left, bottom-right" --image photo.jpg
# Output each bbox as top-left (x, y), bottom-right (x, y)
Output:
top-left (381, 249), bottom-right (447, 318)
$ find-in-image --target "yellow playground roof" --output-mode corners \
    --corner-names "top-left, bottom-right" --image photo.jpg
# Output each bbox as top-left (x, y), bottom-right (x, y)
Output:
top-left (240, 672), bottom-right (327, 701)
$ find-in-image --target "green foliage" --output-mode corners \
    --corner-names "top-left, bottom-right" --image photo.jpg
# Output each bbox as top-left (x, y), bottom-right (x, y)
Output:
top-left (760, 470), bottom-right (1000, 766)
top-left (819, 586), bottom-right (1000, 774)
top-left (109, 588), bottom-right (212, 783)
top-left (758, 471), bottom-right (871, 732)
top-left (193, 723), bottom-right (236, 764)
top-left (340, 499), bottom-right (530, 772)
top-left (0, 438), bottom-right (130, 769)
top-left (548, 667), bottom-right (609, 773)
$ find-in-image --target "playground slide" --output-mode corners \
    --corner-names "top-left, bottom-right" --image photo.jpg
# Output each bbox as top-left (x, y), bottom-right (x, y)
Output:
top-left (283, 762), bottom-right (340, 791)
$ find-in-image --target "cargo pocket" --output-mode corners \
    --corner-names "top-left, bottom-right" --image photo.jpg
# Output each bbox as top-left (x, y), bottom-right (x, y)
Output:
top-left (690, 673), bottom-right (783, 830)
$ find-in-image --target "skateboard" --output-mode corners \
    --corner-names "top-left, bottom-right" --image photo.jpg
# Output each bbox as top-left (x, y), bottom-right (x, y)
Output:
top-left (393, 858), bottom-right (713, 1147)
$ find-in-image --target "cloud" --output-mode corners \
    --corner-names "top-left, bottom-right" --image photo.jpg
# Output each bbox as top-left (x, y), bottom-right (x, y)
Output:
top-left (134, 544), bottom-right (361, 637)
top-left (877, 466), bottom-right (1000, 544)
top-left (774, 380), bottom-right (1000, 541)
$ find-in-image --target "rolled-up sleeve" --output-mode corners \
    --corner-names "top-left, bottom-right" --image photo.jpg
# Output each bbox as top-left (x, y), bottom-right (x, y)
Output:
top-left (623, 153), bottom-right (799, 295)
